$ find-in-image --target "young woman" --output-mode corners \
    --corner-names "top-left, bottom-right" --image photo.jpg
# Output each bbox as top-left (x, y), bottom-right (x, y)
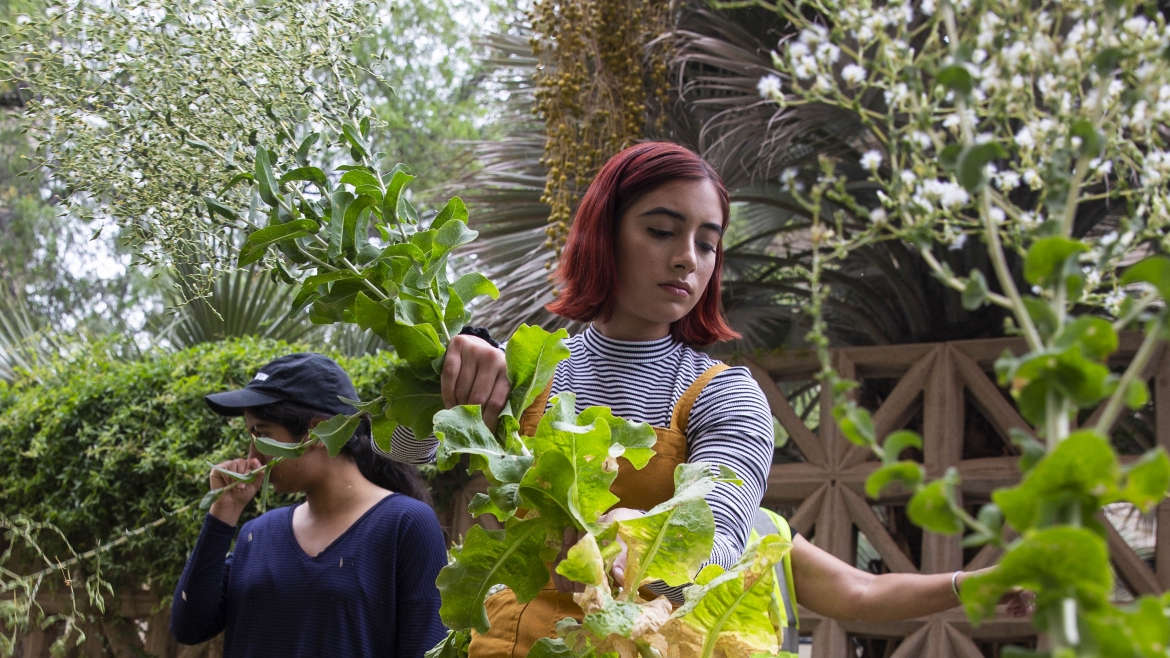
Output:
top-left (394, 142), bottom-right (1031, 657)
top-left (171, 353), bottom-right (448, 658)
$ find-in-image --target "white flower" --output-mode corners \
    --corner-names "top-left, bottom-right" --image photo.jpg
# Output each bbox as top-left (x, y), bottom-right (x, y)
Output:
top-left (794, 56), bottom-right (817, 80)
top-left (950, 233), bottom-right (968, 250)
top-left (989, 207), bottom-right (1006, 224)
top-left (816, 43), bottom-right (841, 64)
top-left (996, 171), bottom-right (1021, 191)
top-left (860, 149), bottom-right (883, 172)
top-left (857, 24), bottom-right (875, 43)
top-left (920, 0), bottom-right (935, 15)
top-left (1090, 158), bottom-right (1113, 176)
top-left (789, 42), bottom-right (811, 59)
top-left (1010, 75), bottom-right (1026, 91)
top-left (841, 64), bottom-right (867, 86)
top-left (1015, 126), bottom-right (1035, 150)
top-left (1124, 16), bottom-right (1150, 36)
top-left (799, 25), bottom-right (828, 45)
top-left (815, 75), bottom-right (833, 93)
top-left (869, 207), bottom-right (888, 224)
top-left (1100, 231), bottom-right (1119, 246)
top-left (779, 167), bottom-right (804, 193)
top-left (1105, 290), bottom-right (1126, 314)
top-left (910, 131), bottom-right (932, 148)
top-left (939, 183), bottom-right (970, 209)
top-left (1085, 268), bottom-right (1102, 289)
top-left (758, 75), bottom-right (783, 99)
top-left (884, 83), bottom-right (909, 107)
top-left (1023, 169), bottom-right (1043, 189)
top-left (900, 169), bottom-right (916, 186)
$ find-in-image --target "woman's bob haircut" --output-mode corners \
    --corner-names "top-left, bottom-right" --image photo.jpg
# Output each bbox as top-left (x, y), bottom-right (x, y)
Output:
top-left (546, 142), bottom-right (740, 347)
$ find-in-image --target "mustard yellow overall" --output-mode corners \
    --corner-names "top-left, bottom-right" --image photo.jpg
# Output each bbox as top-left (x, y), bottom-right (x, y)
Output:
top-left (468, 364), bottom-right (730, 658)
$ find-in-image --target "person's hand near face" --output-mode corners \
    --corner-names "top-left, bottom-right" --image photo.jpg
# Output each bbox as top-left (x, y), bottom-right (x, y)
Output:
top-left (207, 457), bottom-right (263, 527)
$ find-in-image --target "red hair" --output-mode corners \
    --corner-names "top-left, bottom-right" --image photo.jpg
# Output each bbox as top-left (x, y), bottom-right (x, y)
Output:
top-left (546, 142), bottom-right (740, 347)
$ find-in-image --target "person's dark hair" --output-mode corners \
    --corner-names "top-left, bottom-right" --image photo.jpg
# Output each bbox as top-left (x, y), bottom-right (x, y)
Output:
top-left (246, 401), bottom-right (433, 506)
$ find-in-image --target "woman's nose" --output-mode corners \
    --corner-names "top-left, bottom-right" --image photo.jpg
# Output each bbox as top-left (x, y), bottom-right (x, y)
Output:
top-left (671, 242), bottom-right (697, 272)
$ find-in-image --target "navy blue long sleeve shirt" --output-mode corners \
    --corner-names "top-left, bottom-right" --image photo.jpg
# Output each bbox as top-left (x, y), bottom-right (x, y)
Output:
top-left (170, 494), bottom-right (448, 658)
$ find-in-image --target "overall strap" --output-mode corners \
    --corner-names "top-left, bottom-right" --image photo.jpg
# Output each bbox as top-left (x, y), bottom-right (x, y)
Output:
top-left (753, 508), bottom-right (800, 655)
top-left (670, 363), bottom-right (730, 435)
top-left (519, 382), bottom-right (554, 437)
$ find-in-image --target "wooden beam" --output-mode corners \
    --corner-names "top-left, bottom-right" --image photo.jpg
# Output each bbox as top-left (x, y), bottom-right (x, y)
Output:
top-left (764, 463), bottom-right (831, 504)
top-left (1157, 349), bottom-right (1170, 590)
top-left (955, 457), bottom-right (1021, 496)
top-left (740, 356), bottom-right (827, 466)
top-left (952, 347), bottom-right (1034, 445)
top-left (840, 486), bottom-right (919, 573)
top-left (946, 622), bottom-right (991, 658)
top-left (786, 482), bottom-right (828, 537)
top-left (1102, 511), bottom-right (1163, 595)
top-left (887, 623), bottom-right (930, 658)
top-left (841, 348), bottom-right (936, 470)
top-left (818, 485), bottom-right (855, 563)
top-left (924, 346), bottom-right (964, 478)
top-left (811, 618), bottom-right (850, 658)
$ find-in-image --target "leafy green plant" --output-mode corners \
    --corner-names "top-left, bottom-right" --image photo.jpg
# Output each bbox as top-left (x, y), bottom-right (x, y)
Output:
top-left (746, 0), bottom-right (1170, 652)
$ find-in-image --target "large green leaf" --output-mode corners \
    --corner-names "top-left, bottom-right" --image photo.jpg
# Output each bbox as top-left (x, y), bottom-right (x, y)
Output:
top-left (616, 463), bottom-right (719, 590)
top-left (238, 220), bottom-right (319, 267)
top-left (962, 526), bottom-right (1112, 625)
top-left (524, 394), bottom-right (623, 527)
top-left (506, 324), bottom-right (571, 419)
top-left (663, 535), bottom-right (789, 658)
top-left (554, 532), bottom-right (607, 587)
top-left (1023, 237), bottom-right (1088, 287)
top-left (433, 404), bottom-right (533, 484)
top-left (436, 518), bottom-right (555, 634)
top-left (311, 412), bottom-right (362, 457)
top-left (254, 147), bottom-right (280, 207)
top-left (993, 430), bottom-right (1119, 531)
top-left (577, 406), bottom-right (657, 469)
top-left (381, 363), bottom-right (445, 439)
top-left (1122, 255), bottom-right (1170, 302)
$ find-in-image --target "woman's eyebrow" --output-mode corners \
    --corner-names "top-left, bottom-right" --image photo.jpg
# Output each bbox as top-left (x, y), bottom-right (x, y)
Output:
top-left (639, 206), bottom-right (725, 235)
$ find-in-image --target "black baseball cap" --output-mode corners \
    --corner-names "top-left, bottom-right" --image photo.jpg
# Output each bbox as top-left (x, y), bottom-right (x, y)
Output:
top-left (205, 353), bottom-right (360, 418)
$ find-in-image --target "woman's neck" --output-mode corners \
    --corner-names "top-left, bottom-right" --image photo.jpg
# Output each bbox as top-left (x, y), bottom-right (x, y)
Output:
top-left (302, 459), bottom-right (385, 520)
top-left (592, 312), bottom-right (671, 342)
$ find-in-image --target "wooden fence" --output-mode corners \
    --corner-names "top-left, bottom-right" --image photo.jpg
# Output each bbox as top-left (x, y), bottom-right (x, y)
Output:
top-left (13, 336), bottom-right (1167, 657)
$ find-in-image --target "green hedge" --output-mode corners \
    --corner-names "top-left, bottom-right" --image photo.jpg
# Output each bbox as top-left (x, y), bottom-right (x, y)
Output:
top-left (0, 337), bottom-right (397, 600)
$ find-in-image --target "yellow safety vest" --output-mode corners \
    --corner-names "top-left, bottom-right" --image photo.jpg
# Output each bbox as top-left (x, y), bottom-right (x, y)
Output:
top-left (751, 508), bottom-right (800, 657)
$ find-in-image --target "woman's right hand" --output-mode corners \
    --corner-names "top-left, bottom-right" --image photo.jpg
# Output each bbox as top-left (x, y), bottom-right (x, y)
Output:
top-left (208, 457), bottom-right (262, 527)
top-left (441, 334), bottom-right (511, 429)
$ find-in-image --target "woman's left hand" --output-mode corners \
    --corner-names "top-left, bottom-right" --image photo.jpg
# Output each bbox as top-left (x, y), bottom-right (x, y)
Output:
top-left (597, 507), bottom-right (645, 590)
top-left (1000, 588), bottom-right (1035, 617)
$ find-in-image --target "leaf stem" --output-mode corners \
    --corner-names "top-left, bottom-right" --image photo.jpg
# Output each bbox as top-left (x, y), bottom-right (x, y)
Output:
top-left (1094, 318), bottom-right (1163, 436)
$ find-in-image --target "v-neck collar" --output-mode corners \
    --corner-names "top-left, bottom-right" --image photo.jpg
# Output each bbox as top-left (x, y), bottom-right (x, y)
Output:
top-left (285, 493), bottom-right (396, 561)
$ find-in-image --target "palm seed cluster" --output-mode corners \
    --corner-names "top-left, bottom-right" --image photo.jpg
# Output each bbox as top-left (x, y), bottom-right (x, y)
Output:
top-left (529, 0), bottom-right (671, 258)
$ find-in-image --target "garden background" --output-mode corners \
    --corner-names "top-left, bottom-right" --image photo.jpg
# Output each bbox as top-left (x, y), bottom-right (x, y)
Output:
top-left (1, 0), bottom-right (1167, 656)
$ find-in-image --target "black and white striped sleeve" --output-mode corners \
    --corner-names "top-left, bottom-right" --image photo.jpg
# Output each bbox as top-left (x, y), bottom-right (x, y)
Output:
top-left (375, 426), bottom-right (439, 465)
top-left (648, 366), bottom-right (774, 602)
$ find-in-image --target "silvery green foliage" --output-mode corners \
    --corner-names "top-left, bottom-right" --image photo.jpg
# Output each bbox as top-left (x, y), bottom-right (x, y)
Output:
top-left (751, 0), bottom-right (1170, 652)
top-left (1, 0), bottom-right (376, 296)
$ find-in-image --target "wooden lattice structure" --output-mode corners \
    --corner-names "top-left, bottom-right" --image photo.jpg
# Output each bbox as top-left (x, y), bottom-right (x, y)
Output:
top-left (12, 336), bottom-right (1168, 658)
top-left (728, 334), bottom-right (1169, 658)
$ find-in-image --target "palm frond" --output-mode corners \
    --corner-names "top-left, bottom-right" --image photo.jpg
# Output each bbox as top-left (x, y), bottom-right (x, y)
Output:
top-left (0, 288), bottom-right (61, 382)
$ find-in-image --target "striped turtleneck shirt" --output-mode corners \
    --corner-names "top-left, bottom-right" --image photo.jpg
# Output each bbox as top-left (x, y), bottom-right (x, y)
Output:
top-left (389, 326), bottom-right (774, 600)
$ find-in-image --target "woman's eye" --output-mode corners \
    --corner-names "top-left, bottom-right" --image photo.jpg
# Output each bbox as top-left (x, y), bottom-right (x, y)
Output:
top-left (647, 227), bottom-right (672, 238)
top-left (698, 241), bottom-right (717, 253)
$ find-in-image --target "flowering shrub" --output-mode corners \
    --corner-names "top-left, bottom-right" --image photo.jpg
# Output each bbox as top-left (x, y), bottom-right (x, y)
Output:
top-left (750, 0), bottom-right (1170, 651)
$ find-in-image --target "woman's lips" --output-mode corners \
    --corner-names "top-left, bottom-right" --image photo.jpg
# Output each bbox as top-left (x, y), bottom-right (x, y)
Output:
top-left (659, 283), bottom-right (689, 297)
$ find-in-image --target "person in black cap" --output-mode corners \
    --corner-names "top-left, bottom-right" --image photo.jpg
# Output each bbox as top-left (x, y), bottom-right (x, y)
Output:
top-left (169, 353), bottom-right (448, 658)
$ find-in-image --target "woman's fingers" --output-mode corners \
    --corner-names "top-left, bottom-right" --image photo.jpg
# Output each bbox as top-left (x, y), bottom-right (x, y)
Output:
top-left (483, 372), bottom-right (510, 429)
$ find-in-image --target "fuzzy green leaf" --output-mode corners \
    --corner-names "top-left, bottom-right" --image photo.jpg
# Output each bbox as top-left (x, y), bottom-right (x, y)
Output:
top-left (994, 430), bottom-right (1118, 531)
top-left (239, 220), bottom-right (318, 266)
top-left (381, 363), bottom-right (445, 440)
top-left (665, 535), bottom-right (789, 658)
top-left (506, 325), bottom-right (572, 418)
top-left (432, 196), bottom-right (469, 230)
top-left (252, 436), bottom-right (311, 459)
top-left (1122, 255), bottom-right (1170, 302)
top-left (310, 413), bottom-right (362, 457)
top-left (962, 270), bottom-right (989, 310)
top-left (254, 147), bottom-right (280, 207)
top-left (865, 461), bottom-right (924, 498)
top-left (1024, 237), bottom-right (1088, 287)
top-left (436, 518), bottom-right (554, 634)
top-left (577, 406), bottom-right (657, 469)
top-left (555, 533), bottom-right (607, 587)
top-left (616, 463), bottom-right (719, 589)
top-left (908, 474), bottom-right (963, 534)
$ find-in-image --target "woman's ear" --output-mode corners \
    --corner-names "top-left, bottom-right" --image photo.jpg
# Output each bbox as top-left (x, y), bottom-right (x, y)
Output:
top-left (308, 417), bottom-right (326, 430)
